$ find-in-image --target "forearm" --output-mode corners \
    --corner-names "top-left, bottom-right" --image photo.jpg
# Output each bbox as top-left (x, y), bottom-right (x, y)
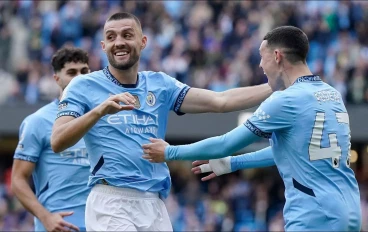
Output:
top-left (51, 109), bottom-right (101, 152)
top-left (165, 125), bottom-right (261, 161)
top-left (12, 178), bottom-right (50, 221)
top-left (220, 84), bottom-right (272, 112)
top-left (231, 146), bottom-right (275, 172)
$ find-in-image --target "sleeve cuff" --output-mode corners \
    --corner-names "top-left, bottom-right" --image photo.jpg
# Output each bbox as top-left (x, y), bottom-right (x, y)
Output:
top-left (173, 86), bottom-right (190, 116)
top-left (56, 111), bottom-right (81, 119)
top-left (14, 154), bottom-right (38, 163)
top-left (244, 120), bottom-right (272, 139)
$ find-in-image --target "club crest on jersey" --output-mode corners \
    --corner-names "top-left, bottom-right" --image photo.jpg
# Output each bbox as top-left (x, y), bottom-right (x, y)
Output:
top-left (58, 102), bottom-right (68, 110)
top-left (133, 95), bottom-right (141, 109)
top-left (146, 92), bottom-right (156, 106)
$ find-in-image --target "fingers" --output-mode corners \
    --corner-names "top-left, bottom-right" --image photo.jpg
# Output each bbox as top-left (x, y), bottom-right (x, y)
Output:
top-left (58, 211), bottom-right (73, 217)
top-left (191, 161), bottom-right (209, 174)
top-left (142, 143), bottom-right (151, 149)
top-left (201, 173), bottom-right (217, 181)
top-left (61, 221), bottom-right (80, 232)
top-left (110, 92), bottom-right (136, 105)
top-left (108, 102), bottom-right (134, 112)
top-left (191, 166), bottom-right (202, 174)
top-left (149, 138), bottom-right (162, 143)
top-left (117, 92), bottom-right (136, 105)
top-left (192, 160), bottom-right (209, 167)
top-left (142, 155), bottom-right (151, 160)
top-left (199, 163), bottom-right (212, 173)
top-left (142, 154), bottom-right (163, 163)
top-left (120, 105), bottom-right (135, 111)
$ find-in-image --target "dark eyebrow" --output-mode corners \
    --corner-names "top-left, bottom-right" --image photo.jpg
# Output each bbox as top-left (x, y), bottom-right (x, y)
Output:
top-left (105, 30), bottom-right (115, 35)
top-left (105, 28), bottom-right (135, 34)
top-left (66, 68), bottom-right (77, 73)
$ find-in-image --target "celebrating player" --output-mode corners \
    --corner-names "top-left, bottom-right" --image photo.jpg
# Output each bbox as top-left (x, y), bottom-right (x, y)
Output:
top-left (143, 26), bottom-right (362, 231)
top-left (51, 12), bottom-right (272, 231)
top-left (12, 47), bottom-right (90, 232)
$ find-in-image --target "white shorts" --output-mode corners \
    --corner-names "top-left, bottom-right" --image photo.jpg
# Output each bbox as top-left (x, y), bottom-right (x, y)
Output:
top-left (85, 184), bottom-right (173, 231)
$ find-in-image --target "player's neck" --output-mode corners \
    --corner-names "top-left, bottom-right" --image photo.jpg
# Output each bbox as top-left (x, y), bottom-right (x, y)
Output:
top-left (283, 64), bottom-right (313, 88)
top-left (108, 64), bottom-right (138, 85)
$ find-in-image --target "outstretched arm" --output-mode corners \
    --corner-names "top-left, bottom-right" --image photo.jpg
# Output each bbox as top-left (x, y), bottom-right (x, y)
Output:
top-left (180, 84), bottom-right (272, 113)
top-left (231, 146), bottom-right (275, 171)
top-left (142, 125), bottom-right (261, 162)
top-left (192, 146), bottom-right (275, 181)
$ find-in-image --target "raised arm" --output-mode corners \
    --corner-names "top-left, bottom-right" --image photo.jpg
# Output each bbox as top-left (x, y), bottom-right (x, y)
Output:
top-left (179, 84), bottom-right (272, 113)
top-left (51, 93), bottom-right (135, 152)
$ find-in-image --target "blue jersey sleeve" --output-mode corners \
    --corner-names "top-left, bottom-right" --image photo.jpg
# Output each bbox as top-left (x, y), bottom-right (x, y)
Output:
top-left (57, 76), bottom-right (91, 119)
top-left (231, 146), bottom-right (275, 172)
top-left (245, 91), bottom-right (295, 138)
top-left (165, 125), bottom-right (261, 161)
top-left (161, 72), bottom-right (190, 115)
top-left (13, 117), bottom-right (44, 163)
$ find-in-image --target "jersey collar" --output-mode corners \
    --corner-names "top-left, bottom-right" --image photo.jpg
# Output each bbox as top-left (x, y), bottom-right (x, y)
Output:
top-left (103, 66), bottom-right (139, 88)
top-left (293, 75), bottom-right (321, 85)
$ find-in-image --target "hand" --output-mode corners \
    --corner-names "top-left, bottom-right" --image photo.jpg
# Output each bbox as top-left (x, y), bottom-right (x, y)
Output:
top-left (142, 138), bottom-right (169, 163)
top-left (95, 92), bottom-right (136, 117)
top-left (191, 160), bottom-right (218, 181)
top-left (191, 157), bottom-right (232, 181)
top-left (41, 211), bottom-right (80, 232)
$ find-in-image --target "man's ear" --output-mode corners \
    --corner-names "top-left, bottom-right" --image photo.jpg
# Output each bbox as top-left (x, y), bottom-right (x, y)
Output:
top-left (53, 73), bottom-right (59, 83)
top-left (274, 50), bottom-right (282, 64)
top-left (141, 35), bottom-right (147, 50)
top-left (101, 40), bottom-right (106, 53)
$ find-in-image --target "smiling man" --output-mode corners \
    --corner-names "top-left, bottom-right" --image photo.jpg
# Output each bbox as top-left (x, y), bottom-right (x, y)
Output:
top-left (51, 12), bottom-right (273, 231)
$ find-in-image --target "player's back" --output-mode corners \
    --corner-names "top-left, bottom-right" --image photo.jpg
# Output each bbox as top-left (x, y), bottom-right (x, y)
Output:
top-left (271, 77), bottom-right (361, 231)
top-left (14, 100), bottom-right (90, 231)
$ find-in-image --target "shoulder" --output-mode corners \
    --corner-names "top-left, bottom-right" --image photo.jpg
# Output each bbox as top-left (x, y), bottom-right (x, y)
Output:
top-left (20, 110), bottom-right (48, 134)
top-left (263, 90), bottom-right (293, 105)
top-left (139, 71), bottom-right (171, 80)
top-left (69, 71), bottom-right (103, 86)
top-left (60, 72), bottom-right (103, 101)
top-left (29, 101), bottom-right (58, 122)
top-left (256, 90), bottom-right (298, 118)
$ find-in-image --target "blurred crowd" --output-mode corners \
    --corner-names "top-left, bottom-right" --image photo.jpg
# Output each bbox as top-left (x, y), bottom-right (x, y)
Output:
top-left (0, 0), bottom-right (367, 105)
top-left (1, 162), bottom-right (368, 231)
top-left (1, 0), bottom-right (368, 231)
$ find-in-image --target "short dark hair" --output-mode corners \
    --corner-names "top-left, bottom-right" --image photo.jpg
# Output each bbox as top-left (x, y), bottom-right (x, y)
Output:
top-left (106, 12), bottom-right (142, 30)
top-left (263, 26), bottom-right (309, 64)
top-left (51, 47), bottom-right (89, 73)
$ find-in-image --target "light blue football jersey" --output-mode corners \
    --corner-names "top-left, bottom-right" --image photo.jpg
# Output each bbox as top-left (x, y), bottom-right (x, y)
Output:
top-left (245, 75), bottom-right (361, 231)
top-left (57, 67), bottom-right (190, 199)
top-left (14, 99), bottom-right (90, 231)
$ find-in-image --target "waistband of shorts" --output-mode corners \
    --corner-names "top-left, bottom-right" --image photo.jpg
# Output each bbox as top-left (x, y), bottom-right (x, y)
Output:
top-left (92, 184), bottom-right (159, 199)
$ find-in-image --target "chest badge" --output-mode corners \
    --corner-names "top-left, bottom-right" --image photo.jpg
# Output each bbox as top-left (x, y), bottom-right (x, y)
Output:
top-left (146, 92), bottom-right (156, 106)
